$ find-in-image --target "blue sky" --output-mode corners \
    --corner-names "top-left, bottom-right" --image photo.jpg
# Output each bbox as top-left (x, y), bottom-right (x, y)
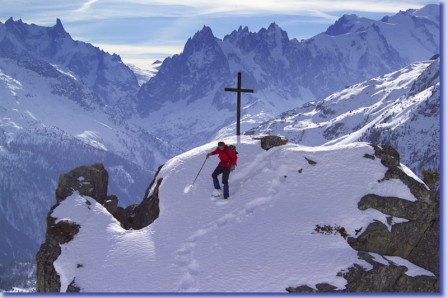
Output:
top-left (0, 0), bottom-right (440, 69)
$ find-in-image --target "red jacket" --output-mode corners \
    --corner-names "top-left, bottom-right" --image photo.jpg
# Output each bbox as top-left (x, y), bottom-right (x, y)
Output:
top-left (211, 145), bottom-right (237, 168)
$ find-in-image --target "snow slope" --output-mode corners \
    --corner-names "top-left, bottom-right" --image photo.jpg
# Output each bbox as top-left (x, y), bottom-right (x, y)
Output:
top-left (248, 59), bottom-right (440, 176)
top-left (51, 136), bottom-right (433, 292)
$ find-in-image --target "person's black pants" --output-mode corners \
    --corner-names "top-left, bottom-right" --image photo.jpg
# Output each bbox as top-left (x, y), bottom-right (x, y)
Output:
top-left (212, 166), bottom-right (230, 195)
top-left (212, 166), bottom-right (230, 185)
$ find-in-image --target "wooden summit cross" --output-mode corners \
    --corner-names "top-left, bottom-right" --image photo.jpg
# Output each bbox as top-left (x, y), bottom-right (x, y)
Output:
top-left (224, 72), bottom-right (254, 136)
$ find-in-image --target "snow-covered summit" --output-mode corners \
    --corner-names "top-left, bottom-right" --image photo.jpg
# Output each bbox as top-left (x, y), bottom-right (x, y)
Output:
top-left (0, 18), bottom-right (140, 108)
top-left (41, 136), bottom-right (438, 292)
top-left (325, 14), bottom-right (374, 36)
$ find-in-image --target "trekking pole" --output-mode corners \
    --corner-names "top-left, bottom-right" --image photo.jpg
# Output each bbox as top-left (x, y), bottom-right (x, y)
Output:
top-left (191, 156), bottom-right (208, 187)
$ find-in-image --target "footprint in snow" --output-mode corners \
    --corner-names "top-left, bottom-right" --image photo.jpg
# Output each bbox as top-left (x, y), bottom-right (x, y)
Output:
top-left (209, 195), bottom-right (229, 205)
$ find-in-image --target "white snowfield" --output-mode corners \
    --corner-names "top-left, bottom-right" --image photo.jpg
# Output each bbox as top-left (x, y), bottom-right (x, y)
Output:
top-left (52, 136), bottom-right (433, 293)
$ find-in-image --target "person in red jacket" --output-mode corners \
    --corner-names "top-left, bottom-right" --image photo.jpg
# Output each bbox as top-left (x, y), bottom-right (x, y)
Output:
top-left (206, 141), bottom-right (237, 199)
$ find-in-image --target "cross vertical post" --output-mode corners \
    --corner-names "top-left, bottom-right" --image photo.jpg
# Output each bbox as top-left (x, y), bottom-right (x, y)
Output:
top-left (224, 72), bottom-right (254, 135)
top-left (236, 72), bottom-right (242, 136)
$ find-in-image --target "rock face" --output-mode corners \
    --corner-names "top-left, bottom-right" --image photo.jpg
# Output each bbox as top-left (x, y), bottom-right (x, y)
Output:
top-left (36, 163), bottom-right (161, 292)
top-left (349, 144), bottom-right (439, 275)
top-left (55, 164), bottom-right (109, 204)
top-left (287, 144), bottom-right (439, 293)
top-left (35, 215), bottom-right (80, 292)
top-left (115, 165), bottom-right (163, 230)
top-left (251, 135), bottom-right (288, 150)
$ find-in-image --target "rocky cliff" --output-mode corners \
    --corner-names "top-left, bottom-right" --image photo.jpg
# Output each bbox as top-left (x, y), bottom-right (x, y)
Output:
top-left (36, 163), bottom-right (161, 292)
top-left (287, 144), bottom-right (439, 293)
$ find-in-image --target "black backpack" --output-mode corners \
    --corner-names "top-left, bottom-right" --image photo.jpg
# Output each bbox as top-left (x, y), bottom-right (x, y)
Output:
top-left (228, 145), bottom-right (238, 155)
top-left (224, 145), bottom-right (238, 165)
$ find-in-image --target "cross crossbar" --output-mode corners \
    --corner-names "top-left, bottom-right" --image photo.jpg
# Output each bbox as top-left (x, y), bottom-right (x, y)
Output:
top-left (224, 88), bottom-right (254, 93)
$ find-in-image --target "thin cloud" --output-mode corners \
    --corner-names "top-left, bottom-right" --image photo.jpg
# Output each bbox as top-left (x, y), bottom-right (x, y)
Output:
top-left (122, 0), bottom-right (431, 15)
top-left (94, 42), bottom-right (183, 68)
top-left (74, 0), bottom-right (99, 13)
top-left (95, 42), bottom-right (182, 56)
top-left (1, 0), bottom-right (433, 26)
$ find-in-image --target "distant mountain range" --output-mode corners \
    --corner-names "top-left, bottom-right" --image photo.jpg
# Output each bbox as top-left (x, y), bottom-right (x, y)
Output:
top-left (136, 4), bottom-right (439, 149)
top-left (0, 3), bottom-right (440, 290)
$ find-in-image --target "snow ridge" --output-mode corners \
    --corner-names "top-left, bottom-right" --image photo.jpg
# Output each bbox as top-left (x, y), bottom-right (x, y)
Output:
top-left (50, 136), bottom-right (435, 292)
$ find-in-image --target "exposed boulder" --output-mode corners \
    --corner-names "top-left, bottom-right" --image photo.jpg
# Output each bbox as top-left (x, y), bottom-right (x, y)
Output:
top-left (286, 285), bottom-right (316, 293)
top-left (371, 144), bottom-right (400, 167)
top-left (252, 135), bottom-right (288, 150)
top-left (55, 163), bottom-right (108, 204)
top-left (305, 157), bottom-right (317, 165)
top-left (340, 252), bottom-right (438, 292)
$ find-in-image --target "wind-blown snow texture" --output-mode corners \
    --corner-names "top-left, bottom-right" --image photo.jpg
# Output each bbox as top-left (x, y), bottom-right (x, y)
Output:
top-left (52, 136), bottom-right (433, 292)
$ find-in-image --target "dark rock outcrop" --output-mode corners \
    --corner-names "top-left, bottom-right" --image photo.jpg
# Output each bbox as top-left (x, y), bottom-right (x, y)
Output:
top-left (339, 252), bottom-right (438, 292)
top-left (55, 163), bottom-right (109, 204)
top-left (348, 144), bottom-right (439, 276)
top-left (37, 164), bottom-right (108, 292)
top-left (252, 135), bottom-right (288, 150)
top-left (66, 279), bottom-right (81, 292)
top-left (287, 144), bottom-right (439, 293)
top-left (116, 165), bottom-right (163, 230)
top-left (36, 163), bottom-right (162, 292)
top-left (305, 157), bottom-right (317, 165)
top-left (36, 216), bottom-right (80, 292)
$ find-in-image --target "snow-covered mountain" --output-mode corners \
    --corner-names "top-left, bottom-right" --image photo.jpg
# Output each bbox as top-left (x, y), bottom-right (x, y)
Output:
top-left (0, 24), bottom-right (181, 274)
top-left (247, 58), bottom-right (440, 176)
top-left (0, 18), bottom-right (140, 111)
top-left (136, 4), bottom-right (440, 150)
top-left (37, 136), bottom-right (438, 292)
